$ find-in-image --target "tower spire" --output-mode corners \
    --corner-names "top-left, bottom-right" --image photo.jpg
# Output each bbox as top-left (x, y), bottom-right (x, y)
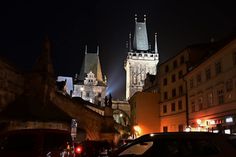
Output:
top-left (97, 45), bottom-right (99, 55)
top-left (135, 14), bottom-right (137, 22)
top-left (129, 33), bottom-right (132, 51)
top-left (85, 45), bottom-right (87, 54)
top-left (155, 33), bottom-right (158, 54)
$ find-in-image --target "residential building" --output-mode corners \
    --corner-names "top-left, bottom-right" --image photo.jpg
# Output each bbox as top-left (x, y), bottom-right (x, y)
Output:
top-left (185, 36), bottom-right (236, 134)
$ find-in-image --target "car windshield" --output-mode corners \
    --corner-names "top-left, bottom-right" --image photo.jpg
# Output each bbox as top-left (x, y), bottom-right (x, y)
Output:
top-left (119, 141), bottom-right (154, 156)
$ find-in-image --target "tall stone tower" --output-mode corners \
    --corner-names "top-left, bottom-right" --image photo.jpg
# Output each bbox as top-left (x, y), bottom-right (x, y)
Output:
top-left (124, 15), bottom-right (159, 100)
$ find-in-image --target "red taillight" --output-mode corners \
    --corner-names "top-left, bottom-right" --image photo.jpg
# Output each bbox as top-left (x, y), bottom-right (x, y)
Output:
top-left (75, 146), bottom-right (83, 154)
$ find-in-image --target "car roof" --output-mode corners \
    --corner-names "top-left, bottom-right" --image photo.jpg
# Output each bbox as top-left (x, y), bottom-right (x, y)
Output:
top-left (137, 132), bottom-right (234, 140)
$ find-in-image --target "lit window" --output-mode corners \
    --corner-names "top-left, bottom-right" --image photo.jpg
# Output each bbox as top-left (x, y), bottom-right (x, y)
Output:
top-left (163, 126), bottom-right (168, 132)
top-left (207, 92), bottom-right (213, 107)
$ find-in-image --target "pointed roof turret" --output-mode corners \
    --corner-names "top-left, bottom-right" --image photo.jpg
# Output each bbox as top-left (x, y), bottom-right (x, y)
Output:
top-left (97, 45), bottom-right (99, 55)
top-left (78, 46), bottom-right (104, 83)
top-left (155, 32), bottom-right (158, 54)
top-left (85, 45), bottom-right (88, 54)
top-left (133, 14), bottom-right (149, 51)
top-left (129, 33), bottom-right (132, 51)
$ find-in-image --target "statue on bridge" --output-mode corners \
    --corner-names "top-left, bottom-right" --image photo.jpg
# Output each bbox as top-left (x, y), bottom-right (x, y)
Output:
top-left (104, 93), bottom-right (112, 107)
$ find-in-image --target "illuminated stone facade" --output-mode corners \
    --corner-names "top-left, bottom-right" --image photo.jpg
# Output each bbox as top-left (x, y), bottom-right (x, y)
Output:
top-left (158, 50), bottom-right (189, 132)
top-left (124, 15), bottom-right (159, 100)
top-left (185, 37), bottom-right (236, 134)
top-left (72, 46), bottom-right (107, 106)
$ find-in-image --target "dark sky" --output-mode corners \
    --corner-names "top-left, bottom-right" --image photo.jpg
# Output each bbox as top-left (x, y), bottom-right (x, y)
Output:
top-left (0, 0), bottom-right (235, 99)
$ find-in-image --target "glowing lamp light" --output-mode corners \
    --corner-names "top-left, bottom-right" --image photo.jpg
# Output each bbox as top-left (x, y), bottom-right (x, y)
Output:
top-left (226, 117), bottom-right (233, 123)
top-left (185, 126), bottom-right (191, 132)
top-left (133, 125), bottom-right (141, 134)
top-left (224, 129), bottom-right (231, 134)
top-left (75, 146), bottom-right (83, 154)
top-left (196, 119), bottom-right (202, 125)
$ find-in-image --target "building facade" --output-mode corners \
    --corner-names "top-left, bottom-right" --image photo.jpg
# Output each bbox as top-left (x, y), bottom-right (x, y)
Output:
top-left (158, 50), bottom-right (189, 132)
top-left (124, 15), bottom-right (159, 100)
top-left (186, 37), bottom-right (236, 134)
top-left (72, 45), bottom-right (107, 106)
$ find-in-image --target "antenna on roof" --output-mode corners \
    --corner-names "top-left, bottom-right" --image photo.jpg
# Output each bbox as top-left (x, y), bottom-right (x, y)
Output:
top-left (97, 45), bottom-right (99, 55)
top-left (129, 33), bottom-right (132, 51)
top-left (85, 45), bottom-right (87, 54)
top-left (155, 33), bottom-right (158, 54)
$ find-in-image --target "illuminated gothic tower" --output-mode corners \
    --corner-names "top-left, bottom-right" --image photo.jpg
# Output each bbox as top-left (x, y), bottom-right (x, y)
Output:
top-left (73, 45), bottom-right (107, 106)
top-left (124, 15), bottom-right (159, 100)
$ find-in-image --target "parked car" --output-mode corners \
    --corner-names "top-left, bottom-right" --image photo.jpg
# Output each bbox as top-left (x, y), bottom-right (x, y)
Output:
top-left (0, 129), bottom-right (73, 157)
top-left (110, 132), bottom-right (236, 157)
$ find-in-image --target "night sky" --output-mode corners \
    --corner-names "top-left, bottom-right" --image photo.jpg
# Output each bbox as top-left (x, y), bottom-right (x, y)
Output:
top-left (0, 0), bottom-right (235, 99)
